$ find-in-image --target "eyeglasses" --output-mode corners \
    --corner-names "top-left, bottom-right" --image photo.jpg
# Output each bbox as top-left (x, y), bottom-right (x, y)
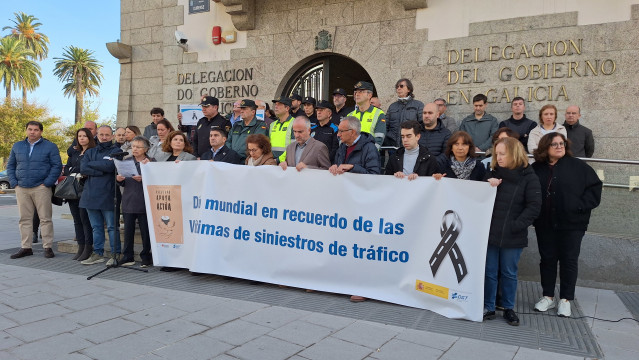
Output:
top-left (247, 148), bottom-right (260, 153)
top-left (337, 129), bottom-right (353, 134)
top-left (550, 142), bottom-right (566, 148)
top-left (396, 84), bottom-right (405, 89)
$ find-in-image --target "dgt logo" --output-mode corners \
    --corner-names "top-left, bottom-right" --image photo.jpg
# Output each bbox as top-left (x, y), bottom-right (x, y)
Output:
top-left (451, 292), bottom-right (469, 301)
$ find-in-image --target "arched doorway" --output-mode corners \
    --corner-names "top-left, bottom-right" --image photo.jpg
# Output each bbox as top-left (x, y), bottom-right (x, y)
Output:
top-left (282, 54), bottom-right (374, 108)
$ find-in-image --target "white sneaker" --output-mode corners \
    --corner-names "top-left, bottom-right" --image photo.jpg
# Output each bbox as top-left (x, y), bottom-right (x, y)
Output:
top-left (534, 296), bottom-right (556, 312)
top-left (557, 299), bottom-right (571, 317)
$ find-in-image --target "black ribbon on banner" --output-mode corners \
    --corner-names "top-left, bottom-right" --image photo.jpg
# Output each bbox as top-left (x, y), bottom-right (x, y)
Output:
top-left (429, 210), bottom-right (468, 283)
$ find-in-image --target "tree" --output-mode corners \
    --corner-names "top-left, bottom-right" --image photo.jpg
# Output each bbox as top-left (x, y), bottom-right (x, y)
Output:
top-left (53, 46), bottom-right (103, 124)
top-left (3, 12), bottom-right (49, 103)
top-left (0, 36), bottom-right (41, 103)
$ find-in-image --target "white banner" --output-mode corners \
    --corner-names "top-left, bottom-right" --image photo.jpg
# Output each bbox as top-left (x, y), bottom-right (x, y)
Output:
top-left (141, 161), bottom-right (496, 321)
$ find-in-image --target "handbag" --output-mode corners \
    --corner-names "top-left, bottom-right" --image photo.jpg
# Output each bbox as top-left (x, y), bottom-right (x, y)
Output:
top-left (54, 173), bottom-right (84, 200)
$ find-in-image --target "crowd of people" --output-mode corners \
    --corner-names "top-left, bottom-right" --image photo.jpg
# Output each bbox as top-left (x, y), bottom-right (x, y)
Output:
top-left (5, 78), bottom-right (602, 325)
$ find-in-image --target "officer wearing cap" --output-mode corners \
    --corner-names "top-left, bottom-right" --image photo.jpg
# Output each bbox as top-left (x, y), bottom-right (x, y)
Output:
top-left (289, 93), bottom-right (305, 118)
top-left (332, 88), bottom-right (353, 124)
top-left (311, 100), bottom-right (339, 163)
top-left (302, 96), bottom-right (318, 124)
top-left (191, 96), bottom-right (232, 158)
top-left (226, 99), bottom-right (269, 161)
top-left (270, 96), bottom-right (296, 162)
top-left (347, 81), bottom-right (387, 149)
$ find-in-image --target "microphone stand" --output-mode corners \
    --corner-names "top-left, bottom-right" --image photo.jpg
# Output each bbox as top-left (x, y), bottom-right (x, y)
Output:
top-left (88, 149), bottom-right (148, 280)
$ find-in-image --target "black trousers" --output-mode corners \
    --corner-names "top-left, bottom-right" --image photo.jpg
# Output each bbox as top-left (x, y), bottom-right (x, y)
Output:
top-left (123, 212), bottom-right (151, 262)
top-left (535, 227), bottom-right (585, 300)
top-left (68, 200), bottom-right (93, 246)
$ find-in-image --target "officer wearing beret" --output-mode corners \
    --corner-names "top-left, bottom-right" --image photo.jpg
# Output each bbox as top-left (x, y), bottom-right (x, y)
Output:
top-left (226, 99), bottom-right (269, 162)
top-left (347, 81), bottom-right (387, 149)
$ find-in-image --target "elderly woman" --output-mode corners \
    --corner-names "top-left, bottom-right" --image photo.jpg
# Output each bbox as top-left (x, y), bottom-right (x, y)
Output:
top-left (116, 136), bottom-right (154, 267)
top-left (483, 137), bottom-right (541, 325)
top-left (245, 134), bottom-right (277, 166)
top-left (532, 133), bottom-right (602, 317)
top-left (121, 125), bottom-right (142, 154)
top-left (154, 131), bottom-right (196, 162)
top-left (66, 128), bottom-right (96, 261)
top-left (148, 119), bottom-right (175, 159)
top-left (433, 131), bottom-right (486, 181)
top-left (527, 105), bottom-right (567, 154)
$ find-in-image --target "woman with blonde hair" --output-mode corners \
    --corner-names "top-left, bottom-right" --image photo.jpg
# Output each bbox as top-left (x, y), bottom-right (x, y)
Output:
top-left (527, 104), bottom-right (567, 154)
top-left (483, 137), bottom-right (541, 326)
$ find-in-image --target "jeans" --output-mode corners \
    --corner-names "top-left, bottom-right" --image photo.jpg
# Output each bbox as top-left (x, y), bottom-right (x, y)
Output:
top-left (484, 244), bottom-right (523, 312)
top-left (123, 212), bottom-right (151, 263)
top-left (68, 200), bottom-right (93, 246)
top-left (86, 209), bottom-right (120, 256)
top-left (535, 227), bottom-right (585, 300)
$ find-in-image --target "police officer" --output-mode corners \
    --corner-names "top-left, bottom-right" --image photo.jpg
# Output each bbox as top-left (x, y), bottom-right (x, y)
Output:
top-left (270, 96), bottom-right (296, 163)
top-left (302, 96), bottom-right (318, 124)
top-left (348, 81), bottom-right (387, 149)
top-left (289, 93), bottom-right (305, 118)
top-left (191, 96), bottom-right (231, 158)
top-left (311, 100), bottom-right (339, 163)
top-left (332, 88), bottom-right (353, 124)
top-left (226, 99), bottom-right (269, 162)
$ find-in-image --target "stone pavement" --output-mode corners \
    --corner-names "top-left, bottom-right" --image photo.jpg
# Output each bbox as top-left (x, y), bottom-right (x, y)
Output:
top-left (1, 196), bottom-right (638, 359)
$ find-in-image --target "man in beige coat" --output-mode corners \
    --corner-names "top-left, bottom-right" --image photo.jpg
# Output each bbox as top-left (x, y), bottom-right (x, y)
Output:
top-left (279, 116), bottom-right (331, 171)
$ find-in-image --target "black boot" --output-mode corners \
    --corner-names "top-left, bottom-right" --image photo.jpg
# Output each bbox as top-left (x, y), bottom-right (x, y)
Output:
top-left (32, 231), bottom-right (39, 244)
top-left (77, 244), bottom-right (93, 261)
top-left (72, 244), bottom-right (85, 260)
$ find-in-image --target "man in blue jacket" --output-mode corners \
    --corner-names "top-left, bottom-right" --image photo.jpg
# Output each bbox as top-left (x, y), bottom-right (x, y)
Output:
top-left (330, 116), bottom-right (380, 175)
top-left (79, 126), bottom-right (123, 265)
top-left (7, 121), bottom-right (62, 259)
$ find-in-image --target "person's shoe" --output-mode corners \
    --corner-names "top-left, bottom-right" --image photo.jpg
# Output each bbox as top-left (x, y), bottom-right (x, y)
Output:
top-left (81, 253), bottom-right (105, 265)
top-left (120, 257), bottom-right (135, 266)
top-left (32, 232), bottom-right (39, 244)
top-left (483, 309), bottom-right (496, 320)
top-left (503, 309), bottom-right (520, 326)
top-left (10, 248), bottom-right (33, 259)
top-left (350, 295), bottom-right (366, 302)
top-left (44, 248), bottom-right (55, 258)
top-left (140, 259), bottom-right (153, 268)
top-left (534, 296), bottom-right (556, 312)
top-left (105, 254), bottom-right (121, 267)
top-left (557, 299), bottom-right (572, 317)
top-left (77, 244), bottom-right (93, 262)
top-left (72, 244), bottom-right (85, 260)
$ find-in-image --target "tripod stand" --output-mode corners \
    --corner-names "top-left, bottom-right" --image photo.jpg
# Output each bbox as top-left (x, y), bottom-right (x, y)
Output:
top-left (87, 150), bottom-right (148, 280)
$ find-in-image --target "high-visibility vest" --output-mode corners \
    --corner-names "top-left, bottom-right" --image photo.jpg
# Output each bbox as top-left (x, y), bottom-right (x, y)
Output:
top-left (348, 106), bottom-right (383, 135)
top-left (269, 116), bottom-right (294, 154)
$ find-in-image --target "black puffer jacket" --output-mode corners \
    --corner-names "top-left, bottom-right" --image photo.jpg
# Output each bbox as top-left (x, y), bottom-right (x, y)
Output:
top-left (532, 156), bottom-right (602, 231)
top-left (418, 119), bottom-right (451, 167)
top-left (385, 146), bottom-right (439, 176)
top-left (486, 165), bottom-right (542, 248)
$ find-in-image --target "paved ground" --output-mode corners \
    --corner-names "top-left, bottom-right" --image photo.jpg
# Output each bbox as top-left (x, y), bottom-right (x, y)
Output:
top-left (0, 195), bottom-right (638, 360)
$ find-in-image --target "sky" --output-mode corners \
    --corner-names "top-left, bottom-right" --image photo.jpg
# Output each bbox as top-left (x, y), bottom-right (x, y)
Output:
top-left (2, 1), bottom-right (120, 125)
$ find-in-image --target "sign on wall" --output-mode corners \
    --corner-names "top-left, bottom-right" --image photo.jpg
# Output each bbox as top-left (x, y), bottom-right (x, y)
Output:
top-left (188, 0), bottom-right (210, 14)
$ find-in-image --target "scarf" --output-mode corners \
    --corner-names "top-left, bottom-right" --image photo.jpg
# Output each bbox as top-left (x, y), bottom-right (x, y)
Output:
top-left (450, 156), bottom-right (477, 180)
top-left (247, 155), bottom-right (263, 166)
top-left (397, 95), bottom-right (413, 104)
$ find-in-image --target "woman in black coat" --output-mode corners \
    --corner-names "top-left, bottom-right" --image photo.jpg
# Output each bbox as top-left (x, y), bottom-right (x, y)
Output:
top-left (484, 137), bottom-right (541, 326)
top-left (531, 133), bottom-right (602, 318)
top-left (433, 131), bottom-right (486, 181)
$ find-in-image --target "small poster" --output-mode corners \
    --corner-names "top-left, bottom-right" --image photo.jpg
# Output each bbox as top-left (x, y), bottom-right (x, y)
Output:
top-left (188, 0), bottom-right (210, 14)
top-left (147, 185), bottom-right (184, 244)
top-left (180, 105), bottom-right (204, 126)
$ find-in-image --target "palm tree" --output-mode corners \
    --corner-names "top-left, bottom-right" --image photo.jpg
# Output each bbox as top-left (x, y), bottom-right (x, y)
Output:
top-left (53, 46), bottom-right (103, 124)
top-left (3, 12), bottom-right (49, 102)
top-left (0, 36), bottom-right (41, 104)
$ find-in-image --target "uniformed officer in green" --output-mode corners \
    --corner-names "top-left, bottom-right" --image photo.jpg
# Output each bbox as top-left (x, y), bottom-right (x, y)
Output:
top-left (348, 81), bottom-right (387, 149)
top-left (270, 96), bottom-right (296, 162)
top-left (226, 99), bottom-right (269, 162)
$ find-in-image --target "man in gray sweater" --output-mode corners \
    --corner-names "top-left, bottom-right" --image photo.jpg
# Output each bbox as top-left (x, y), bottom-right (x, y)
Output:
top-left (459, 94), bottom-right (499, 152)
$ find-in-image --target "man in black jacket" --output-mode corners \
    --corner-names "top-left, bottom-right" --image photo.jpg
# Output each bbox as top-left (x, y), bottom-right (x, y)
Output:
top-left (386, 121), bottom-right (439, 179)
top-left (498, 97), bottom-right (537, 152)
top-left (563, 105), bottom-right (594, 158)
top-left (419, 103), bottom-right (451, 168)
top-left (192, 96), bottom-right (232, 158)
top-left (200, 128), bottom-right (242, 164)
